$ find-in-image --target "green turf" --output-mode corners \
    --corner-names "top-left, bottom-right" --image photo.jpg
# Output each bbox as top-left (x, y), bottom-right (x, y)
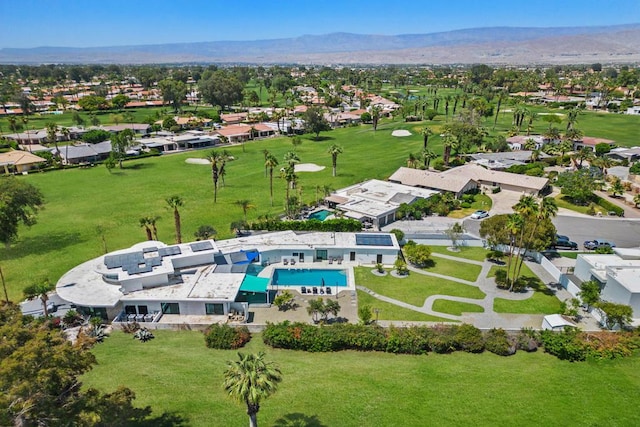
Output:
top-left (81, 330), bottom-right (640, 427)
top-left (431, 299), bottom-right (485, 316)
top-left (421, 256), bottom-right (482, 282)
top-left (357, 290), bottom-right (452, 322)
top-left (487, 264), bottom-right (562, 314)
top-left (428, 246), bottom-right (489, 262)
top-left (554, 194), bottom-right (606, 215)
top-left (355, 267), bottom-right (484, 307)
top-left (448, 194), bottom-right (492, 218)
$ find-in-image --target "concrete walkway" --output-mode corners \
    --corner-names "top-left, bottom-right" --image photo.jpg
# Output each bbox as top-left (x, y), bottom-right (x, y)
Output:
top-left (360, 250), bottom-right (602, 331)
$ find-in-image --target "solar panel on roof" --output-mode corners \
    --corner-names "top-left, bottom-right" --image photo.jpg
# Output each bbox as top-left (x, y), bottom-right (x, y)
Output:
top-left (159, 246), bottom-right (182, 257)
top-left (190, 241), bottom-right (213, 252)
top-left (355, 234), bottom-right (394, 246)
top-left (143, 247), bottom-right (158, 253)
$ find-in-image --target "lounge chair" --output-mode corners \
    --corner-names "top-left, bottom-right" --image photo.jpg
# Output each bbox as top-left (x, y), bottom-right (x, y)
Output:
top-left (337, 258), bottom-right (342, 265)
top-left (320, 288), bottom-right (325, 295)
top-left (283, 259), bottom-right (288, 265)
top-left (328, 258), bottom-right (333, 264)
top-left (301, 286), bottom-right (307, 294)
top-left (312, 287), bottom-right (318, 294)
top-left (291, 258), bottom-right (296, 265)
top-left (326, 287), bottom-right (332, 295)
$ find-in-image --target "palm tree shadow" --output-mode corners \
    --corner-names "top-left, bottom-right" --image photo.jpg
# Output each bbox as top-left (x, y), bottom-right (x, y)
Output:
top-left (3, 231), bottom-right (84, 260)
top-left (273, 413), bottom-right (327, 427)
top-left (131, 411), bottom-right (188, 427)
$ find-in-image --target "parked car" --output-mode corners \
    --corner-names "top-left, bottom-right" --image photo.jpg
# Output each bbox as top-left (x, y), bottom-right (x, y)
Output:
top-left (470, 210), bottom-right (489, 219)
top-left (552, 239), bottom-right (578, 250)
top-left (583, 239), bottom-right (616, 250)
top-left (556, 234), bottom-right (570, 242)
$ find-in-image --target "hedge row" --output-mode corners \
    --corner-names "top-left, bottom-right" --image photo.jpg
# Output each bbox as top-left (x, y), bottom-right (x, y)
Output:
top-left (595, 196), bottom-right (624, 217)
top-left (540, 328), bottom-right (640, 361)
top-left (262, 322), bottom-right (538, 356)
top-left (204, 324), bottom-right (251, 349)
top-left (247, 218), bottom-right (362, 232)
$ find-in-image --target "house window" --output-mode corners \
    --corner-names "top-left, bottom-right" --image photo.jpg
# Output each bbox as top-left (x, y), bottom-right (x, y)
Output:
top-left (376, 254), bottom-right (383, 264)
top-left (137, 305), bottom-right (148, 315)
top-left (205, 303), bottom-right (225, 315)
top-left (161, 303), bottom-right (180, 314)
top-left (124, 305), bottom-right (137, 314)
top-left (316, 250), bottom-right (328, 260)
top-left (350, 252), bottom-right (356, 261)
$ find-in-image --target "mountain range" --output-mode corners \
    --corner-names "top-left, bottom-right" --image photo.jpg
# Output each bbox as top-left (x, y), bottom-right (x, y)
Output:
top-left (1, 24), bottom-right (639, 65)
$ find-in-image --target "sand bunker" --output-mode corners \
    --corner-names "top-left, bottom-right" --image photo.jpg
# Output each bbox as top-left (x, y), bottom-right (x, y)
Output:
top-left (392, 130), bottom-right (412, 137)
top-left (294, 163), bottom-right (325, 172)
top-left (185, 158), bottom-right (210, 165)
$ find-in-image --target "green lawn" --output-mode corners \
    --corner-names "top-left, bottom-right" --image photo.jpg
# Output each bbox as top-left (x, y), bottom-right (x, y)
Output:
top-left (421, 256), bottom-right (482, 282)
top-left (431, 299), bottom-right (485, 316)
top-left (357, 290), bottom-right (452, 322)
top-left (81, 330), bottom-right (640, 427)
top-left (429, 246), bottom-right (489, 262)
top-left (554, 194), bottom-right (606, 215)
top-left (355, 267), bottom-right (484, 307)
top-left (448, 194), bottom-right (492, 218)
top-left (487, 264), bottom-right (563, 314)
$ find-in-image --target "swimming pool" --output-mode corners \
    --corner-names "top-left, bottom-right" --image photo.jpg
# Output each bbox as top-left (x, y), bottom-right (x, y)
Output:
top-left (308, 209), bottom-right (333, 221)
top-left (272, 269), bottom-right (347, 287)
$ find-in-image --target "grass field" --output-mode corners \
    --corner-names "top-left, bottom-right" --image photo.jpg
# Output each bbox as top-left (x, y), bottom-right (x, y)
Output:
top-left (431, 299), bottom-right (485, 316)
top-left (421, 256), bottom-right (483, 282)
top-left (487, 264), bottom-right (562, 314)
top-left (355, 267), bottom-right (485, 307)
top-left (356, 290), bottom-right (451, 322)
top-left (429, 246), bottom-right (489, 262)
top-left (81, 330), bottom-right (640, 427)
top-left (448, 194), bottom-right (492, 218)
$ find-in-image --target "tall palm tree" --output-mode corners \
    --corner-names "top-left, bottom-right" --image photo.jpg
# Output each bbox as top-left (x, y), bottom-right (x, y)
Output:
top-left (148, 215), bottom-right (160, 240)
top-left (370, 104), bottom-right (382, 131)
top-left (264, 153), bottom-right (279, 206)
top-left (206, 150), bottom-right (227, 203)
top-left (262, 149), bottom-right (270, 178)
top-left (327, 144), bottom-right (343, 177)
top-left (515, 197), bottom-right (557, 281)
top-left (235, 199), bottom-right (255, 222)
top-left (223, 352), bottom-right (282, 427)
top-left (442, 132), bottom-right (458, 166)
top-left (504, 213), bottom-right (524, 291)
top-left (45, 122), bottom-right (60, 156)
top-left (165, 195), bottom-right (183, 244)
top-left (420, 148), bottom-right (437, 169)
top-left (557, 140), bottom-right (573, 165)
top-left (421, 127), bottom-right (433, 150)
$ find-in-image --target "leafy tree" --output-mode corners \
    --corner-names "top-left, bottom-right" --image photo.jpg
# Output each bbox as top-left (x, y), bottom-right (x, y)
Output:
top-left (389, 229), bottom-right (404, 244)
top-left (194, 225), bottom-right (216, 241)
top-left (358, 304), bottom-right (373, 325)
top-left (610, 177), bottom-right (625, 197)
top-left (445, 222), bottom-right (465, 250)
top-left (273, 290), bottom-right (295, 311)
top-left (78, 95), bottom-right (108, 112)
top-left (578, 280), bottom-right (601, 310)
top-left (199, 70), bottom-right (244, 110)
top-left (327, 144), bottom-right (343, 177)
top-left (595, 142), bottom-right (611, 157)
top-left (158, 78), bottom-right (187, 113)
top-left (557, 169), bottom-right (600, 205)
top-left (81, 129), bottom-right (112, 144)
top-left (304, 106), bottom-right (330, 140)
top-left (165, 195), bottom-right (184, 244)
top-left (403, 241), bottom-right (432, 267)
top-left (110, 93), bottom-right (130, 110)
top-left (223, 352), bottom-right (282, 427)
top-left (111, 128), bottom-right (135, 169)
top-left (0, 177), bottom-right (44, 248)
top-left (596, 301), bottom-right (633, 330)
top-left (634, 193), bottom-right (640, 208)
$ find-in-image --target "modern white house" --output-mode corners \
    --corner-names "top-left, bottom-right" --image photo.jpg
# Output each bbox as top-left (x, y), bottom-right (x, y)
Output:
top-left (55, 231), bottom-right (400, 325)
top-left (574, 248), bottom-right (640, 323)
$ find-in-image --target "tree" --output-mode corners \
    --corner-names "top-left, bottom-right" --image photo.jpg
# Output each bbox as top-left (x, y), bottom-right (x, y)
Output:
top-left (633, 193), bottom-right (640, 208)
top-left (158, 78), bottom-right (187, 113)
top-left (370, 104), bottom-right (382, 131)
top-left (111, 128), bottom-right (135, 169)
top-left (420, 148), bottom-right (437, 169)
top-left (0, 177), bottom-right (44, 248)
top-left (403, 241), bottom-right (432, 267)
top-left (235, 199), bottom-right (255, 222)
top-left (111, 94), bottom-right (130, 110)
top-left (223, 352), bottom-right (282, 427)
top-left (421, 127), bottom-right (433, 150)
top-left (610, 177), bottom-right (625, 197)
top-left (199, 70), bottom-right (244, 110)
top-left (78, 95), bottom-right (108, 112)
top-left (442, 132), bottom-right (458, 166)
top-left (557, 169), bottom-right (600, 205)
top-left (206, 150), bottom-right (230, 203)
top-left (281, 151), bottom-right (300, 207)
top-left (23, 280), bottom-right (55, 317)
top-left (165, 195), bottom-right (183, 244)
top-left (139, 217), bottom-right (153, 240)
top-left (264, 153), bottom-right (279, 207)
top-left (445, 222), bottom-right (465, 250)
top-left (596, 301), bottom-right (633, 330)
top-left (45, 121), bottom-right (60, 157)
top-left (578, 280), bottom-right (601, 310)
top-left (304, 106), bottom-right (330, 140)
top-left (358, 304), bottom-right (373, 325)
top-left (273, 290), bottom-right (295, 311)
top-left (194, 225), bottom-right (216, 241)
top-left (327, 144), bottom-right (343, 177)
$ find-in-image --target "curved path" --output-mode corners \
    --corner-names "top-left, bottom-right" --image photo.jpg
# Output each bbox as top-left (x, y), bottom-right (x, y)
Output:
top-left (360, 251), bottom-right (567, 330)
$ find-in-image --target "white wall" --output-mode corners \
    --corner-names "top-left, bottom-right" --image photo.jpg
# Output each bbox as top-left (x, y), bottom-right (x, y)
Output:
top-left (574, 256), bottom-right (593, 281)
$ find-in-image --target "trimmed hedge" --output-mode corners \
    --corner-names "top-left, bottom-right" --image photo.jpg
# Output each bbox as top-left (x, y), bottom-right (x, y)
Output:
top-left (595, 196), bottom-right (624, 217)
top-left (540, 328), bottom-right (640, 361)
top-left (247, 218), bottom-right (362, 232)
top-left (204, 323), bottom-right (251, 349)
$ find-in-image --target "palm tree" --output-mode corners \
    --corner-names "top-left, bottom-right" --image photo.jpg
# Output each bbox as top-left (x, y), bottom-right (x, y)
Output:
top-left (515, 197), bottom-right (557, 281)
top-left (223, 352), bottom-right (282, 427)
top-left (566, 107), bottom-right (579, 130)
top-left (504, 214), bottom-right (524, 291)
top-left (206, 150), bottom-right (226, 203)
top-left (165, 195), bottom-right (183, 244)
top-left (557, 140), bottom-right (573, 165)
top-left (564, 128), bottom-right (584, 144)
top-left (420, 148), bottom-right (437, 169)
top-left (235, 199), bottom-right (255, 222)
top-left (45, 122), bottom-right (60, 156)
top-left (543, 126), bottom-right (561, 143)
top-left (147, 215), bottom-right (160, 240)
top-left (442, 132), bottom-right (458, 166)
top-left (139, 217), bottom-right (153, 240)
top-left (406, 152), bottom-right (418, 169)
top-left (23, 280), bottom-right (55, 317)
top-left (264, 153), bottom-right (279, 207)
top-left (633, 194), bottom-right (640, 208)
top-left (262, 149), bottom-right (270, 178)
top-left (194, 225), bottom-right (216, 241)
top-left (327, 144), bottom-right (343, 177)
top-left (421, 127), bottom-right (433, 150)
top-left (370, 104), bottom-right (382, 131)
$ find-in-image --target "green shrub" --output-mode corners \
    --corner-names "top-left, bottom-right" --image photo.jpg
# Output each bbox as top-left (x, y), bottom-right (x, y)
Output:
top-left (492, 187), bottom-right (501, 194)
top-left (540, 328), bottom-right (587, 361)
top-left (484, 328), bottom-right (516, 356)
top-left (515, 328), bottom-right (540, 352)
top-left (460, 202), bottom-right (472, 209)
top-left (204, 323), bottom-right (251, 349)
top-left (494, 269), bottom-right (508, 288)
top-left (595, 196), bottom-right (624, 216)
top-left (454, 324), bottom-right (485, 353)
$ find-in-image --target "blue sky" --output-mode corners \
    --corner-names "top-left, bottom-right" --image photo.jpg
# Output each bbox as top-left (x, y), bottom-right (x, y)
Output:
top-left (1, 0), bottom-right (638, 48)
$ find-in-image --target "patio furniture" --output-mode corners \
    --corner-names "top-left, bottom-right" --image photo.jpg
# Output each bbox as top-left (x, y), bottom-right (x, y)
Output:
top-left (337, 258), bottom-right (342, 265)
top-left (127, 314), bottom-right (136, 322)
top-left (320, 287), bottom-right (325, 295)
top-left (144, 314), bottom-right (154, 322)
top-left (328, 258), bottom-right (333, 264)
top-left (301, 286), bottom-right (307, 294)
top-left (291, 258), bottom-right (296, 265)
top-left (312, 287), bottom-right (318, 294)
top-left (326, 287), bottom-right (332, 295)
top-left (283, 258), bottom-right (288, 265)
top-left (135, 314), bottom-right (145, 322)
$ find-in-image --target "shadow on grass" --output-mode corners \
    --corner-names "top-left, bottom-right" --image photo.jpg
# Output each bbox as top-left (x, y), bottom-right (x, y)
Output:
top-left (133, 411), bottom-right (188, 427)
top-left (273, 413), bottom-right (327, 427)
top-left (4, 231), bottom-right (84, 260)
top-left (310, 136), bottom-right (335, 142)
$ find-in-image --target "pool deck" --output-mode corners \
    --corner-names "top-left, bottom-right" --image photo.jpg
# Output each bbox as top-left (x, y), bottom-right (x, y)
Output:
top-left (257, 259), bottom-right (357, 294)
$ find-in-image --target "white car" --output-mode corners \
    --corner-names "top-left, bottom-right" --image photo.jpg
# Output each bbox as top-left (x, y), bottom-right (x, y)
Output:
top-left (470, 210), bottom-right (489, 219)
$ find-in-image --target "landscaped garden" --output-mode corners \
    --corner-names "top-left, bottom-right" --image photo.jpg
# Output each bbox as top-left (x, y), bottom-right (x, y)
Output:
top-left (431, 299), bottom-right (485, 316)
top-left (429, 245), bottom-right (489, 262)
top-left (80, 329), bottom-right (640, 426)
top-left (356, 290), bottom-right (452, 322)
top-left (421, 255), bottom-right (483, 282)
top-left (354, 267), bottom-right (485, 307)
top-left (488, 264), bottom-right (563, 314)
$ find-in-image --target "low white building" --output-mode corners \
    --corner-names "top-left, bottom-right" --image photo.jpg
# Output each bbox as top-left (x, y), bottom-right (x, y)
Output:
top-left (574, 248), bottom-right (640, 323)
top-left (55, 231), bottom-right (400, 323)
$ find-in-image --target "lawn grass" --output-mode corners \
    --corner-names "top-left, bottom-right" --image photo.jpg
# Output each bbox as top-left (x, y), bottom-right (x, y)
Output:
top-left (81, 330), bottom-right (640, 427)
top-left (487, 264), bottom-right (563, 314)
top-left (355, 267), bottom-right (484, 307)
top-left (431, 299), bottom-right (484, 316)
top-left (448, 194), bottom-right (492, 218)
top-left (559, 251), bottom-right (585, 259)
top-left (554, 194), bottom-right (606, 215)
top-left (429, 246), bottom-right (489, 262)
top-left (357, 290), bottom-right (452, 322)
top-left (421, 256), bottom-right (482, 282)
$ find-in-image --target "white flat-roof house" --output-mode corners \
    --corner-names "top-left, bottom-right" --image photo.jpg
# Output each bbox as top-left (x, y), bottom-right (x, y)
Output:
top-left (56, 231), bottom-right (400, 324)
top-left (574, 248), bottom-right (640, 324)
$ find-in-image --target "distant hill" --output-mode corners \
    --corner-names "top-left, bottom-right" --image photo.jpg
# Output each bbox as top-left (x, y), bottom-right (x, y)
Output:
top-left (1, 24), bottom-right (639, 65)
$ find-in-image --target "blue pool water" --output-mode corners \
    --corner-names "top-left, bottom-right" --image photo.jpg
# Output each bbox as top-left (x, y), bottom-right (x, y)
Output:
top-left (308, 209), bottom-right (333, 221)
top-left (272, 269), bottom-right (347, 287)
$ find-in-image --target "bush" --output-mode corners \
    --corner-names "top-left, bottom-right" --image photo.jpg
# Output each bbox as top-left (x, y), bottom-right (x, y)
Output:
top-left (540, 328), bottom-right (587, 361)
top-left (595, 196), bottom-right (624, 217)
top-left (460, 202), bottom-right (472, 208)
top-left (491, 187), bottom-right (501, 194)
top-left (454, 324), bottom-right (485, 353)
top-left (204, 323), bottom-right (251, 349)
top-left (516, 328), bottom-right (540, 352)
top-left (484, 328), bottom-right (516, 356)
top-left (248, 218), bottom-right (362, 232)
top-left (494, 269), bottom-right (508, 288)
